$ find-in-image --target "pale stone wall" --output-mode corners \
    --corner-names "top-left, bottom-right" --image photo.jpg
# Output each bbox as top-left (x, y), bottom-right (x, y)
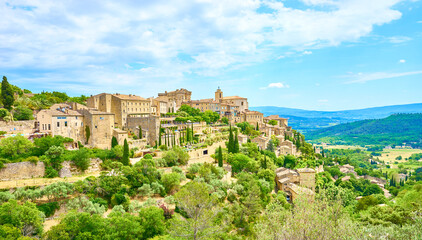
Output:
top-left (0, 162), bottom-right (45, 181)
top-left (59, 158), bottom-right (102, 178)
top-left (188, 141), bottom-right (226, 160)
top-left (127, 115), bottom-right (160, 146)
top-left (0, 120), bottom-right (35, 134)
top-left (299, 172), bottom-right (316, 191)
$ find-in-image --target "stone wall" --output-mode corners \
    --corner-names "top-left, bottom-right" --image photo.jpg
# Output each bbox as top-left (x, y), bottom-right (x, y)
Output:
top-left (0, 162), bottom-right (45, 181)
top-left (188, 141), bottom-right (226, 160)
top-left (59, 158), bottom-right (102, 178)
top-left (0, 120), bottom-right (35, 134)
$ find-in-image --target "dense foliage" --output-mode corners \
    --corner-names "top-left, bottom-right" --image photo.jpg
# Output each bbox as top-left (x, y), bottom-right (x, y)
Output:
top-left (307, 113), bottom-right (422, 148)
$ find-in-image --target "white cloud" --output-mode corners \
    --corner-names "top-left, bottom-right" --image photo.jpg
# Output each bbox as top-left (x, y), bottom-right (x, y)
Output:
top-left (260, 82), bottom-right (290, 90)
top-left (303, 51), bottom-right (313, 55)
top-left (388, 36), bottom-right (412, 43)
top-left (318, 99), bottom-right (329, 102)
top-left (418, 21), bottom-right (422, 23)
top-left (399, 59), bottom-right (406, 63)
top-left (344, 70), bottom-right (422, 84)
top-left (0, 0), bottom-right (407, 91)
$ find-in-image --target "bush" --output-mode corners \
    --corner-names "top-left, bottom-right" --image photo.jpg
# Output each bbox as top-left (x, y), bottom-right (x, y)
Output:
top-left (25, 156), bottom-right (39, 164)
top-left (45, 166), bottom-right (59, 178)
top-left (36, 201), bottom-right (60, 217)
top-left (71, 148), bottom-right (91, 171)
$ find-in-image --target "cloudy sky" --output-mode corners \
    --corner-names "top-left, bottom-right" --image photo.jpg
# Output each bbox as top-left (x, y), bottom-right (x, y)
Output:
top-left (1, 0), bottom-right (421, 110)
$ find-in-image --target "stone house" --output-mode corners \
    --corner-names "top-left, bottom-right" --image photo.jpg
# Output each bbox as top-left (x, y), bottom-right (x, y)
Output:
top-left (158, 88), bottom-right (192, 109)
top-left (87, 93), bottom-right (151, 128)
top-left (252, 136), bottom-right (270, 150)
top-left (275, 167), bottom-right (316, 202)
top-left (36, 105), bottom-right (84, 142)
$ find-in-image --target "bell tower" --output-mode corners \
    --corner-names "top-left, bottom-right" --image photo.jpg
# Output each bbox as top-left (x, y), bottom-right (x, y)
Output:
top-left (215, 87), bottom-right (223, 102)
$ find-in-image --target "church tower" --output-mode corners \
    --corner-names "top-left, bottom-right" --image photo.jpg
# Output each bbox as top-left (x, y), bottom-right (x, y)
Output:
top-left (215, 87), bottom-right (223, 102)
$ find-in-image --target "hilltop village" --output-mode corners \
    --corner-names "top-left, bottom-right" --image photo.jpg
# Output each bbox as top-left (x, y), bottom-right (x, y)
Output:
top-left (0, 78), bottom-right (420, 239)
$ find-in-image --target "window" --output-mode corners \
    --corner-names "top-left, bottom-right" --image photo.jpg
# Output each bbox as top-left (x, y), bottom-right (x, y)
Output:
top-left (48, 124), bottom-right (51, 130)
top-left (57, 122), bottom-right (60, 127)
top-left (100, 117), bottom-right (104, 120)
top-left (75, 123), bottom-right (77, 126)
top-left (65, 121), bottom-right (68, 127)
top-left (95, 126), bottom-right (97, 128)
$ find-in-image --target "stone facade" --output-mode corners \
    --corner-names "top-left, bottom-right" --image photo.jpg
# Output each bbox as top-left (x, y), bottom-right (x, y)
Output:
top-left (80, 109), bottom-right (115, 149)
top-left (158, 88), bottom-right (192, 108)
top-left (275, 167), bottom-right (316, 202)
top-left (59, 159), bottom-right (102, 178)
top-left (0, 120), bottom-right (36, 136)
top-left (36, 105), bottom-right (84, 141)
top-left (87, 93), bottom-right (151, 128)
top-left (0, 162), bottom-right (45, 181)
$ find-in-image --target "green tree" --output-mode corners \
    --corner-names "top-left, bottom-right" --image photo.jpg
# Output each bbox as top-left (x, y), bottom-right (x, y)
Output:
top-left (122, 139), bottom-right (130, 166)
top-left (228, 125), bottom-right (234, 153)
top-left (1, 76), bottom-right (14, 110)
top-left (85, 126), bottom-right (90, 144)
top-left (111, 136), bottom-right (118, 149)
top-left (217, 146), bottom-right (223, 167)
top-left (0, 199), bottom-right (45, 237)
top-left (0, 135), bottom-right (33, 159)
top-left (12, 106), bottom-right (33, 120)
top-left (221, 117), bottom-right (229, 125)
top-left (268, 120), bottom-right (277, 126)
top-left (138, 206), bottom-right (166, 239)
top-left (256, 122), bottom-right (259, 131)
top-left (234, 131), bottom-right (239, 153)
top-left (161, 172), bottom-right (181, 194)
top-left (138, 125), bottom-right (143, 139)
top-left (170, 182), bottom-right (220, 240)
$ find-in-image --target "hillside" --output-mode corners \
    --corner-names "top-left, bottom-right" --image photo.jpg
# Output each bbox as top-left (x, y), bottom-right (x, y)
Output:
top-left (306, 113), bottom-right (422, 148)
top-left (251, 103), bottom-right (422, 132)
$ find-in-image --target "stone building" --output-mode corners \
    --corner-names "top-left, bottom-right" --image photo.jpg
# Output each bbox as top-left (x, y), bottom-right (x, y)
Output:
top-left (239, 110), bottom-right (263, 125)
top-left (74, 108), bottom-right (115, 149)
top-left (251, 136), bottom-right (270, 150)
top-left (158, 88), bottom-right (192, 109)
top-left (275, 167), bottom-right (316, 202)
top-left (264, 115), bottom-right (288, 128)
top-left (36, 104), bottom-right (84, 142)
top-left (87, 93), bottom-right (151, 128)
top-left (36, 103), bottom-right (120, 149)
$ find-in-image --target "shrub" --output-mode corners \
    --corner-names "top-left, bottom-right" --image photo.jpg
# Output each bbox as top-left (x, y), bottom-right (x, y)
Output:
top-left (25, 156), bottom-right (39, 164)
top-left (45, 166), bottom-right (58, 178)
top-left (36, 201), bottom-right (60, 217)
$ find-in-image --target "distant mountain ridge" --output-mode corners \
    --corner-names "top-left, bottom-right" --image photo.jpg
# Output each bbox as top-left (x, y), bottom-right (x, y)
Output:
top-left (250, 103), bottom-right (422, 132)
top-left (305, 113), bottom-right (422, 148)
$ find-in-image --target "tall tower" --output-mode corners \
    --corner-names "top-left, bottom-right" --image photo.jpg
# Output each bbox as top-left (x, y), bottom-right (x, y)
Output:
top-left (215, 87), bottom-right (223, 102)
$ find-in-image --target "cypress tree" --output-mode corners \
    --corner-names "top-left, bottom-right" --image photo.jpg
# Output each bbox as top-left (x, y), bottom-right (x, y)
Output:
top-left (111, 136), bottom-right (118, 148)
top-left (191, 124), bottom-right (194, 143)
top-left (218, 146), bottom-right (223, 167)
top-left (138, 125), bottom-right (142, 139)
top-left (256, 122), bottom-right (259, 131)
top-left (158, 124), bottom-right (162, 146)
top-left (234, 130), bottom-right (239, 153)
top-left (122, 139), bottom-right (130, 166)
top-left (85, 126), bottom-right (90, 144)
top-left (263, 155), bottom-right (267, 169)
top-left (173, 131), bottom-right (176, 147)
top-left (186, 127), bottom-right (190, 142)
top-left (165, 130), bottom-right (168, 146)
top-left (1, 76), bottom-right (14, 110)
top-left (228, 124), bottom-right (234, 153)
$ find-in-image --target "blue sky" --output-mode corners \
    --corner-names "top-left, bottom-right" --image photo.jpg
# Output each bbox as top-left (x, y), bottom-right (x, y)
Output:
top-left (0, 0), bottom-right (421, 111)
